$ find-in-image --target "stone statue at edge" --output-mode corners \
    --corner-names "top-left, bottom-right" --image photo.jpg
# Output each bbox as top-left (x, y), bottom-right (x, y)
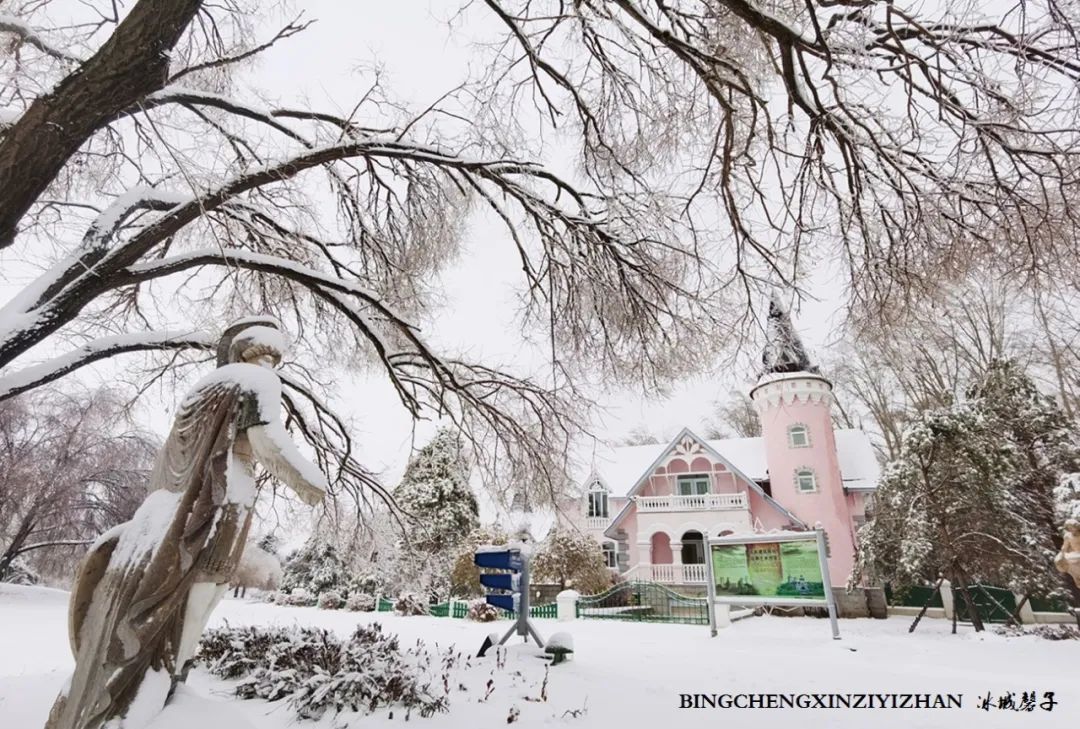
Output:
top-left (45, 319), bottom-right (327, 729)
top-left (1056, 519), bottom-right (1080, 588)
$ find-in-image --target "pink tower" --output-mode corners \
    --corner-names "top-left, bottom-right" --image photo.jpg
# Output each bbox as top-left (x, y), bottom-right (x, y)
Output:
top-left (749, 297), bottom-right (859, 586)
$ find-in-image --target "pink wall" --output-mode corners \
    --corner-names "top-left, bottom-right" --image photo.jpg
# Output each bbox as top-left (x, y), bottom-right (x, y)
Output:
top-left (651, 532), bottom-right (672, 565)
top-left (753, 376), bottom-right (858, 585)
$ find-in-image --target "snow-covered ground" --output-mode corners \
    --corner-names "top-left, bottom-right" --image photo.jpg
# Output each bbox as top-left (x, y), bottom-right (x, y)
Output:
top-left (0, 583), bottom-right (1075, 729)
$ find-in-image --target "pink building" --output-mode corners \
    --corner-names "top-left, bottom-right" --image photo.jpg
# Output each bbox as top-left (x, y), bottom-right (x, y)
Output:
top-left (570, 301), bottom-right (880, 588)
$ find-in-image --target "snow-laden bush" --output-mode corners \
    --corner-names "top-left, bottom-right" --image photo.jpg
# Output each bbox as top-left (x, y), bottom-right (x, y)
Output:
top-left (271, 590), bottom-right (316, 607)
top-left (466, 599), bottom-right (499, 622)
top-left (318, 590), bottom-right (345, 610)
top-left (995, 624), bottom-right (1079, 641)
top-left (197, 623), bottom-right (451, 719)
top-left (346, 592), bottom-right (376, 612)
top-left (0, 558), bottom-right (39, 586)
top-left (394, 591), bottom-right (428, 616)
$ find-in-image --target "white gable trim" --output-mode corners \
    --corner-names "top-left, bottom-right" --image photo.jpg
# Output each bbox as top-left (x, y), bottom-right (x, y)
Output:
top-left (603, 427), bottom-right (807, 539)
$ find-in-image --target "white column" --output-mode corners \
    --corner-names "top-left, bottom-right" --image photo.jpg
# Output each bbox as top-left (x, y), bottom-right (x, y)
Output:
top-left (670, 542), bottom-right (683, 583)
top-left (1014, 592), bottom-right (1036, 624)
top-left (557, 590), bottom-right (580, 622)
top-left (940, 579), bottom-right (955, 620)
top-left (636, 541), bottom-right (651, 580)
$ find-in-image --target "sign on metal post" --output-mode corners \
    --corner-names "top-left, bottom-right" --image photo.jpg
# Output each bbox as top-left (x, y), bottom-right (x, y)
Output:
top-left (704, 529), bottom-right (840, 640)
top-left (474, 545), bottom-right (545, 655)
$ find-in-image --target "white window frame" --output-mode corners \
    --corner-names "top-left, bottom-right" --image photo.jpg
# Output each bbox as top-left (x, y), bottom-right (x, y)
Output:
top-left (676, 473), bottom-right (710, 496)
top-left (602, 542), bottom-right (617, 568)
top-left (586, 486), bottom-right (609, 518)
top-left (794, 468), bottom-right (817, 493)
top-left (788, 423), bottom-right (810, 448)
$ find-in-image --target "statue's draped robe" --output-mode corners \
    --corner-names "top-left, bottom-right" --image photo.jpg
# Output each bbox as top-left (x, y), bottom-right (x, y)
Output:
top-left (46, 380), bottom-right (263, 729)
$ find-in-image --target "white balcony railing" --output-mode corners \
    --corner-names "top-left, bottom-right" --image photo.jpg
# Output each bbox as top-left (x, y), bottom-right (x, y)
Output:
top-left (634, 492), bottom-right (747, 512)
top-left (632, 563), bottom-right (708, 584)
top-left (585, 516), bottom-right (609, 530)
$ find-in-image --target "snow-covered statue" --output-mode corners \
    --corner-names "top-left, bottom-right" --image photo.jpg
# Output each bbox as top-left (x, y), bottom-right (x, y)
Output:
top-left (1056, 519), bottom-right (1080, 588)
top-left (45, 318), bottom-right (327, 729)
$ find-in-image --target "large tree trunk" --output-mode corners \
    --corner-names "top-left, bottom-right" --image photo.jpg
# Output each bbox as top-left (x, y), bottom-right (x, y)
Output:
top-left (0, 0), bottom-right (204, 247)
top-left (954, 574), bottom-right (985, 632)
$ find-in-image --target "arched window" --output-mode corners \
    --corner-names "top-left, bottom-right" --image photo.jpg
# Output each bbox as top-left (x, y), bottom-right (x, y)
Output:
top-left (788, 423), bottom-right (810, 448)
top-left (794, 468), bottom-right (817, 493)
top-left (681, 530), bottom-right (705, 564)
top-left (602, 542), bottom-right (617, 568)
top-left (587, 482), bottom-right (608, 518)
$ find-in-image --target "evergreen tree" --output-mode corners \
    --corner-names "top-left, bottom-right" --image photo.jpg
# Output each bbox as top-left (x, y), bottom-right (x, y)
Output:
top-left (395, 429), bottom-right (479, 553)
top-left (855, 360), bottom-right (1080, 628)
top-left (281, 539), bottom-right (350, 597)
top-left (761, 294), bottom-right (816, 376)
top-left (392, 429), bottom-right (479, 600)
top-left (969, 361), bottom-right (1080, 599)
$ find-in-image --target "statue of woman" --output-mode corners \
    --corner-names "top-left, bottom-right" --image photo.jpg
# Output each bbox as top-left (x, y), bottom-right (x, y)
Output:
top-left (1057, 519), bottom-right (1080, 588)
top-left (45, 318), bottom-right (327, 729)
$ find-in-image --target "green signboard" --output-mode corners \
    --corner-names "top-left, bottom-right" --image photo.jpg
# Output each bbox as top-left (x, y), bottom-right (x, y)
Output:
top-left (710, 539), bottom-right (825, 600)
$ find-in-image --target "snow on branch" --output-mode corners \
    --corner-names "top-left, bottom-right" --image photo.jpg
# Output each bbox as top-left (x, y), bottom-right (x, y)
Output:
top-left (0, 329), bottom-right (214, 402)
top-left (0, 136), bottom-right (612, 370)
top-left (0, 14), bottom-right (82, 64)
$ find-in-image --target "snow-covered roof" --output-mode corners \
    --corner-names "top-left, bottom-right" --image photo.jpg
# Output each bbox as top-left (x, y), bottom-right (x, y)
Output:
top-left (577, 428), bottom-right (880, 496)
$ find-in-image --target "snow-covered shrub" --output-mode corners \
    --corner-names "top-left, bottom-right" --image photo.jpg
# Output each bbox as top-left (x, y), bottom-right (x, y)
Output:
top-left (346, 592), bottom-right (376, 612)
top-left (290, 624), bottom-right (450, 719)
top-left (318, 590), bottom-right (345, 610)
top-left (0, 558), bottom-right (39, 586)
top-left (272, 589), bottom-right (316, 607)
top-left (450, 526), bottom-right (509, 597)
top-left (198, 623), bottom-right (451, 719)
top-left (532, 529), bottom-right (611, 594)
top-left (466, 599), bottom-right (499, 622)
top-left (995, 624), bottom-right (1079, 641)
top-left (394, 591), bottom-right (429, 616)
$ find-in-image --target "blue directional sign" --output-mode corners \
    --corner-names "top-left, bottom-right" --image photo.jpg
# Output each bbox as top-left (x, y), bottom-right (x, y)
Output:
top-left (485, 593), bottom-right (518, 612)
top-left (479, 573), bottom-right (520, 591)
top-left (474, 543), bottom-right (544, 655)
top-left (474, 549), bottom-right (523, 571)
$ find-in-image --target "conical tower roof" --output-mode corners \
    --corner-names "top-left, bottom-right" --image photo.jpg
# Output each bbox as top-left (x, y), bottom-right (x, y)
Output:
top-left (761, 294), bottom-right (818, 376)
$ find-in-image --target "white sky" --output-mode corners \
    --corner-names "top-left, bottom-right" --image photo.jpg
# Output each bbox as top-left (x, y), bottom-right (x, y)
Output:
top-left (0, 1), bottom-right (850, 489)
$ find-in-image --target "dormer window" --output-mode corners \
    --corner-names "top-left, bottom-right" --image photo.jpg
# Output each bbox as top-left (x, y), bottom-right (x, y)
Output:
top-left (788, 424), bottom-right (810, 448)
top-left (587, 483), bottom-right (609, 518)
top-left (795, 468), bottom-right (817, 493)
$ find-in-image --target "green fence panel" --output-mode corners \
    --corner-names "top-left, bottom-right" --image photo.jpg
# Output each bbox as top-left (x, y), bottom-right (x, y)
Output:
top-left (377, 598), bottom-right (394, 612)
top-left (577, 581), bottom-right (709, 625)
top-left (886, 583), bottom-right (944, 608)
top-left (530, 603), bottom-right (557, 619)
top-left (452, 601), bottom-right (469, 619)
top-left (430, 602), bottom-right (450, 617)
top-left (953, 584), bottom-right (1017, 624)
top-left (1029, 594), bottom-right (1070, 613)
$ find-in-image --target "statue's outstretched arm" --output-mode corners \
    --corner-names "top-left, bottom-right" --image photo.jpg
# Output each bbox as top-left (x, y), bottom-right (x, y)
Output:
top-left (247, 421), bottom-right (328, 506)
